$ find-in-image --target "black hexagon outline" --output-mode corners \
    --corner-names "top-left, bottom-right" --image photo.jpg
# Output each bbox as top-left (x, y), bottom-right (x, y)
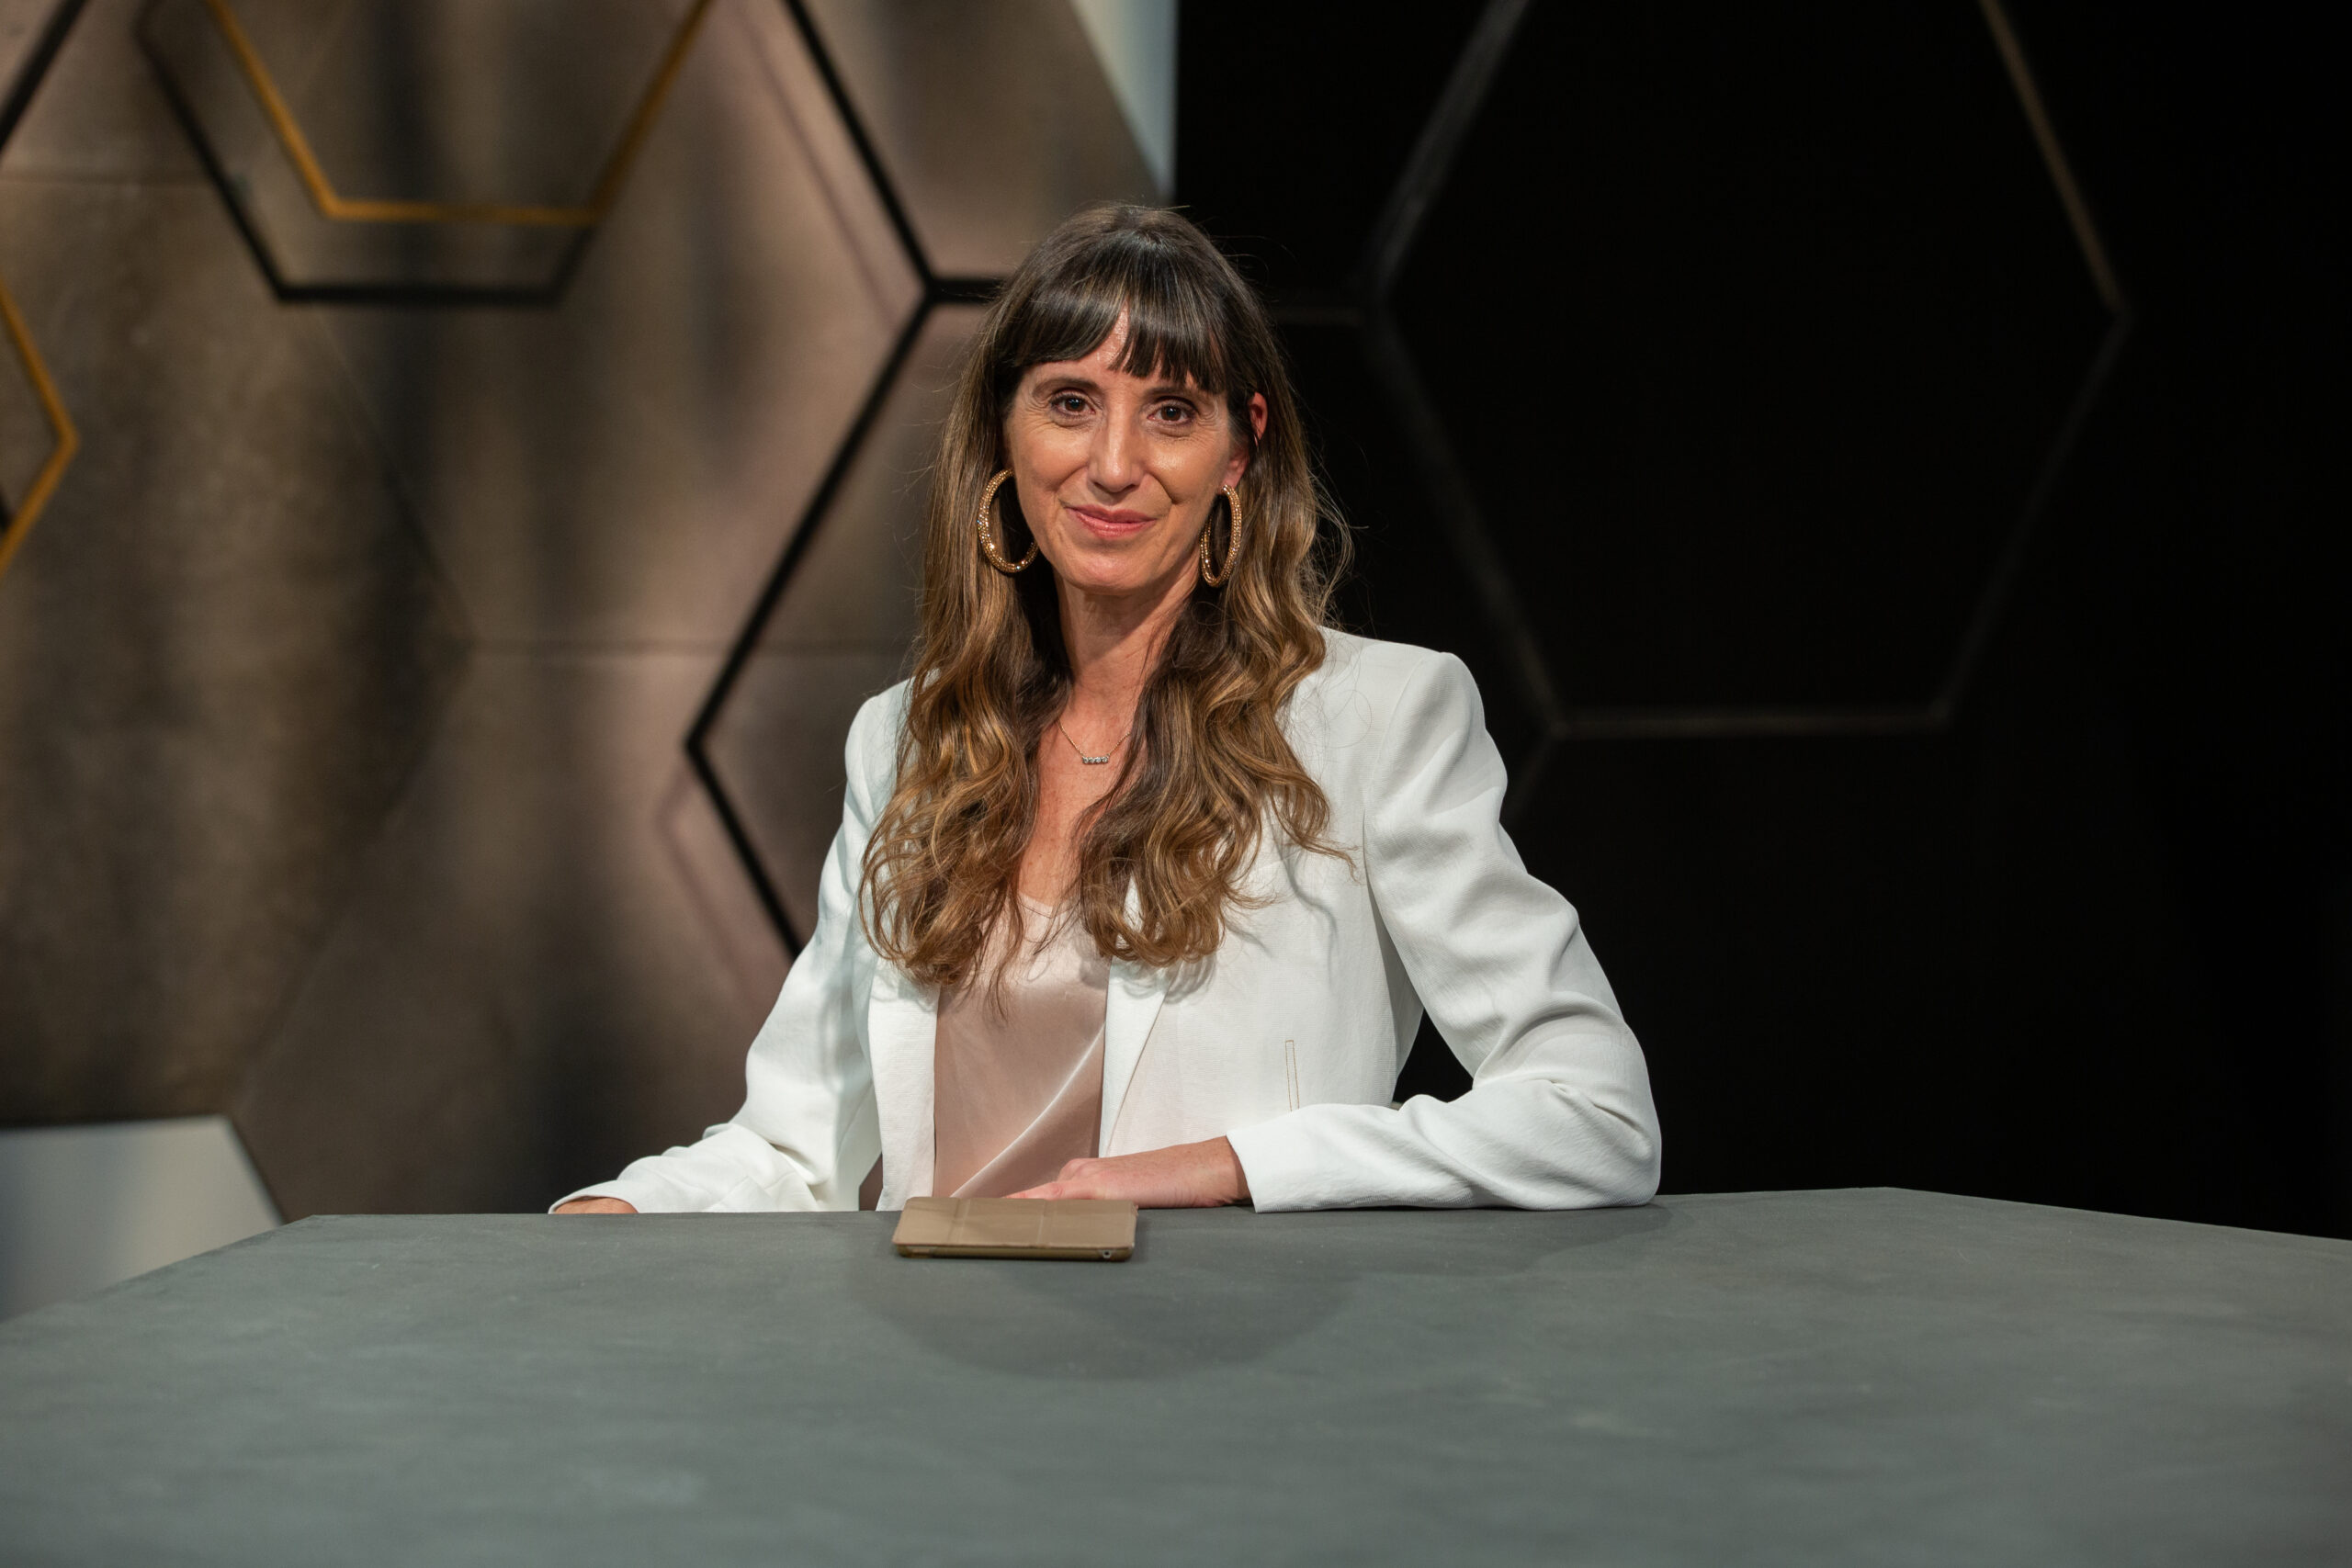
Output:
top-left (0, 0), bottom-right (85, 144)
top-left (684, 0), bottom-right (1003, 953)
top-left (1332, 0), bottom-right (2132, 821)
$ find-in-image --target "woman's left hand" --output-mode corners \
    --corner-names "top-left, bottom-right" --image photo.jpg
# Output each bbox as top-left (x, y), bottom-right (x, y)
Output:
top-left (1007, 1136), bottom-right (1250, 1207)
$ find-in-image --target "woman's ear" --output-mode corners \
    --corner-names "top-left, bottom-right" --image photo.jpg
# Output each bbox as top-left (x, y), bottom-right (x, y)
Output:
top-left (1226, 393), bottom-right (1269, 487)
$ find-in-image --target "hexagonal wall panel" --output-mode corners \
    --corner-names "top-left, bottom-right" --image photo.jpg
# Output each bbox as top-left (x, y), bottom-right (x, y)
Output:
top-left (797, 0), bottom-right (1157, 280)
top-left (702, 304), bottom-right (978, 944)
top-left (314, 0), bottom-right (918, 648)
top-left (141, 0), bottom-right (706, 297)
top-left (0, 179), bottom-right (466, 1125)
top-left (1393, 0), bottom-right (2118, 721)
top-left (231, 649), bottom-right (778, 1217)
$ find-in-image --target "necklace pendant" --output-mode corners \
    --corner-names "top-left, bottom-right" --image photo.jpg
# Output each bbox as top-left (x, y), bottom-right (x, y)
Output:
top-left (1056, 716), bottom-right (1124, 768)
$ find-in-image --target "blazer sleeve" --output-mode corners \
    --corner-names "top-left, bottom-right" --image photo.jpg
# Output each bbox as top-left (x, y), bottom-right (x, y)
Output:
top-left (548, 693), bottom-right (894, 1213)
top-left (1225, 650), bottom-right (1662, 1211)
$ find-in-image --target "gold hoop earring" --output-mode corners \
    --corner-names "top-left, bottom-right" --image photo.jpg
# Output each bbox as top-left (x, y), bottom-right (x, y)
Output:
top-left (975, 469), bottom-right (1036, 574)
top-left (1199, 484), bottom-right (1243, 587)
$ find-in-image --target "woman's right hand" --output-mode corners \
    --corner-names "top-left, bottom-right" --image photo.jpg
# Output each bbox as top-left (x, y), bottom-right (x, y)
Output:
top-left (553, 1197), bottom-right (639, 1214)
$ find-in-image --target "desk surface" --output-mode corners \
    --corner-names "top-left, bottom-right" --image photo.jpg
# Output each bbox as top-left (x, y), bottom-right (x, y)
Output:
top-left (2, 1189), bottom-right (2346, 1565)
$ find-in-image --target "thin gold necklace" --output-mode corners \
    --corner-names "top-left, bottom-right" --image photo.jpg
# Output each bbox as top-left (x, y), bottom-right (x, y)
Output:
top-left (1055, 716), bottom-right (1127, 766)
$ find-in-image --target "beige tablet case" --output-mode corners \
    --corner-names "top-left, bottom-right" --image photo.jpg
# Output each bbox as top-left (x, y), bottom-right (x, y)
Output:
top-left (892, 1196), bottom-right (1137, 1260)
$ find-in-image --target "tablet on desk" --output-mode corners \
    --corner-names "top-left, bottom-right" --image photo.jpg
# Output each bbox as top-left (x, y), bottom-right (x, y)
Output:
top-left (892, 1196), bottom-right (1137, 1260)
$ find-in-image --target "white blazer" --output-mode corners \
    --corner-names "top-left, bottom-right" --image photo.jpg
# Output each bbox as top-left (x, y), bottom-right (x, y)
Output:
top-left (562, 632), bottom-right (1661, 1213)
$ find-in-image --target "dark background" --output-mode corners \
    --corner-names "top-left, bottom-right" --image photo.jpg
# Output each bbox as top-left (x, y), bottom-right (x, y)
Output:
top-left (1179, 1), bottom-right (2348, 1238)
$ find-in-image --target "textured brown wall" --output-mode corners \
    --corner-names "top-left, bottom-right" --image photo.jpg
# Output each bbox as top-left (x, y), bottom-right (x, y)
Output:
top-left (0, 0), bottom-right (1154, 1214)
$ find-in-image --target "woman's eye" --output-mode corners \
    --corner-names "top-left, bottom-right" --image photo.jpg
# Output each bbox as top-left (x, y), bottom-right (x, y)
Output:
top-left (1052, 394), bottom-right (1090, 415)
top-left (1153, 403), bottom-right (1193, 423)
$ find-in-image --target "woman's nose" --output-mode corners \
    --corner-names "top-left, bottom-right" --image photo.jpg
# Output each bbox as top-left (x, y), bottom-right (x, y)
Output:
top-left (1087, 416), bottom-right (1144, 494)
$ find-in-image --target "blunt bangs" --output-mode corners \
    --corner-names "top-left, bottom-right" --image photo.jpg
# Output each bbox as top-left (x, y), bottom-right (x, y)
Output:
top-left (995, 229), bottom-right (1238, 406)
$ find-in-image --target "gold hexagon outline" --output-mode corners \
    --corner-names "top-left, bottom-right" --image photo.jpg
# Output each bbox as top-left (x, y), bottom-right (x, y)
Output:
top-left (1980, 0), bottom-right (2120, 315)
top-left (198, 0), bottom-right (711, 228)
top-left (0, 271), bottom-right (80, 584)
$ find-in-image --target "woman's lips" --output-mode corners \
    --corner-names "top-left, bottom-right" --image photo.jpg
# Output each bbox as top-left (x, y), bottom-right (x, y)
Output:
top-left (1067, 504), bottom-right (1155, 537)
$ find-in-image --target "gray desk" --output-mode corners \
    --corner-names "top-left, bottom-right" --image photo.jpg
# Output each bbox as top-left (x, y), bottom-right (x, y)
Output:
top-left (1, 1189), bottom-right (2346, 1565)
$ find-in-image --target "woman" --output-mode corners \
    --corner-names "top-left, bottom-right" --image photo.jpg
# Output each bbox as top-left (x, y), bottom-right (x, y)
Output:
top-left (557, 206), bottom-right (1658, 1215)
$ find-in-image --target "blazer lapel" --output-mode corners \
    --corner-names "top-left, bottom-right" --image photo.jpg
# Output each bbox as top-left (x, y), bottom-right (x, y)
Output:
top-left (865, 966), bottom-right (937, 1206)
top-left (1101, 959), bottom-right (1168, 1152)
top-left (1097, 834), bottom-right (1282, 1150)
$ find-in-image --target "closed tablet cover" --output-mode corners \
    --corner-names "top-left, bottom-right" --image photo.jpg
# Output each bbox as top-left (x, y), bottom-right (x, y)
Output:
top-left (892, 1196), bottom-right (1136, 1260)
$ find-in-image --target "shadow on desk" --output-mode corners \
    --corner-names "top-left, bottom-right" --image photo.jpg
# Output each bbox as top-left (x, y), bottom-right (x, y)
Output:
top-left (853, 1203), bottom-right (1677, 1380)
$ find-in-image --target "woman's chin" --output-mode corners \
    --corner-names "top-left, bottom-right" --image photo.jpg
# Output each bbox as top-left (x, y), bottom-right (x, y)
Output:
top-left (1050, 556), bottom-right (1193, 604)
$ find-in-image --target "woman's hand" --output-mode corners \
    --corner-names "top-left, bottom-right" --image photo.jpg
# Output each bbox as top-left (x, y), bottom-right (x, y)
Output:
top-left (553, 1197), bottom-right (638, 1214)
top-left (1007, 1136), bottom-right (1250, 1207)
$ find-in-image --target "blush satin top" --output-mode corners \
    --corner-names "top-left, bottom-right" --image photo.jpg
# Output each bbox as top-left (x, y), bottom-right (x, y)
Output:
top-left (929, 897), bottom-right (1109, 1198)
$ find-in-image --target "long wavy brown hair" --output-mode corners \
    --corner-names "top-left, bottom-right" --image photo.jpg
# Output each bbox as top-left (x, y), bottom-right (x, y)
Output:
top-left (861, 205), bottom-right (1350, 986)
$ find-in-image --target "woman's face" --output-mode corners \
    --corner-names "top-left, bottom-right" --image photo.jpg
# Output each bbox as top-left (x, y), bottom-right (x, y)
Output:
top-left (1003, 320), bottom-right (1267, 605)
